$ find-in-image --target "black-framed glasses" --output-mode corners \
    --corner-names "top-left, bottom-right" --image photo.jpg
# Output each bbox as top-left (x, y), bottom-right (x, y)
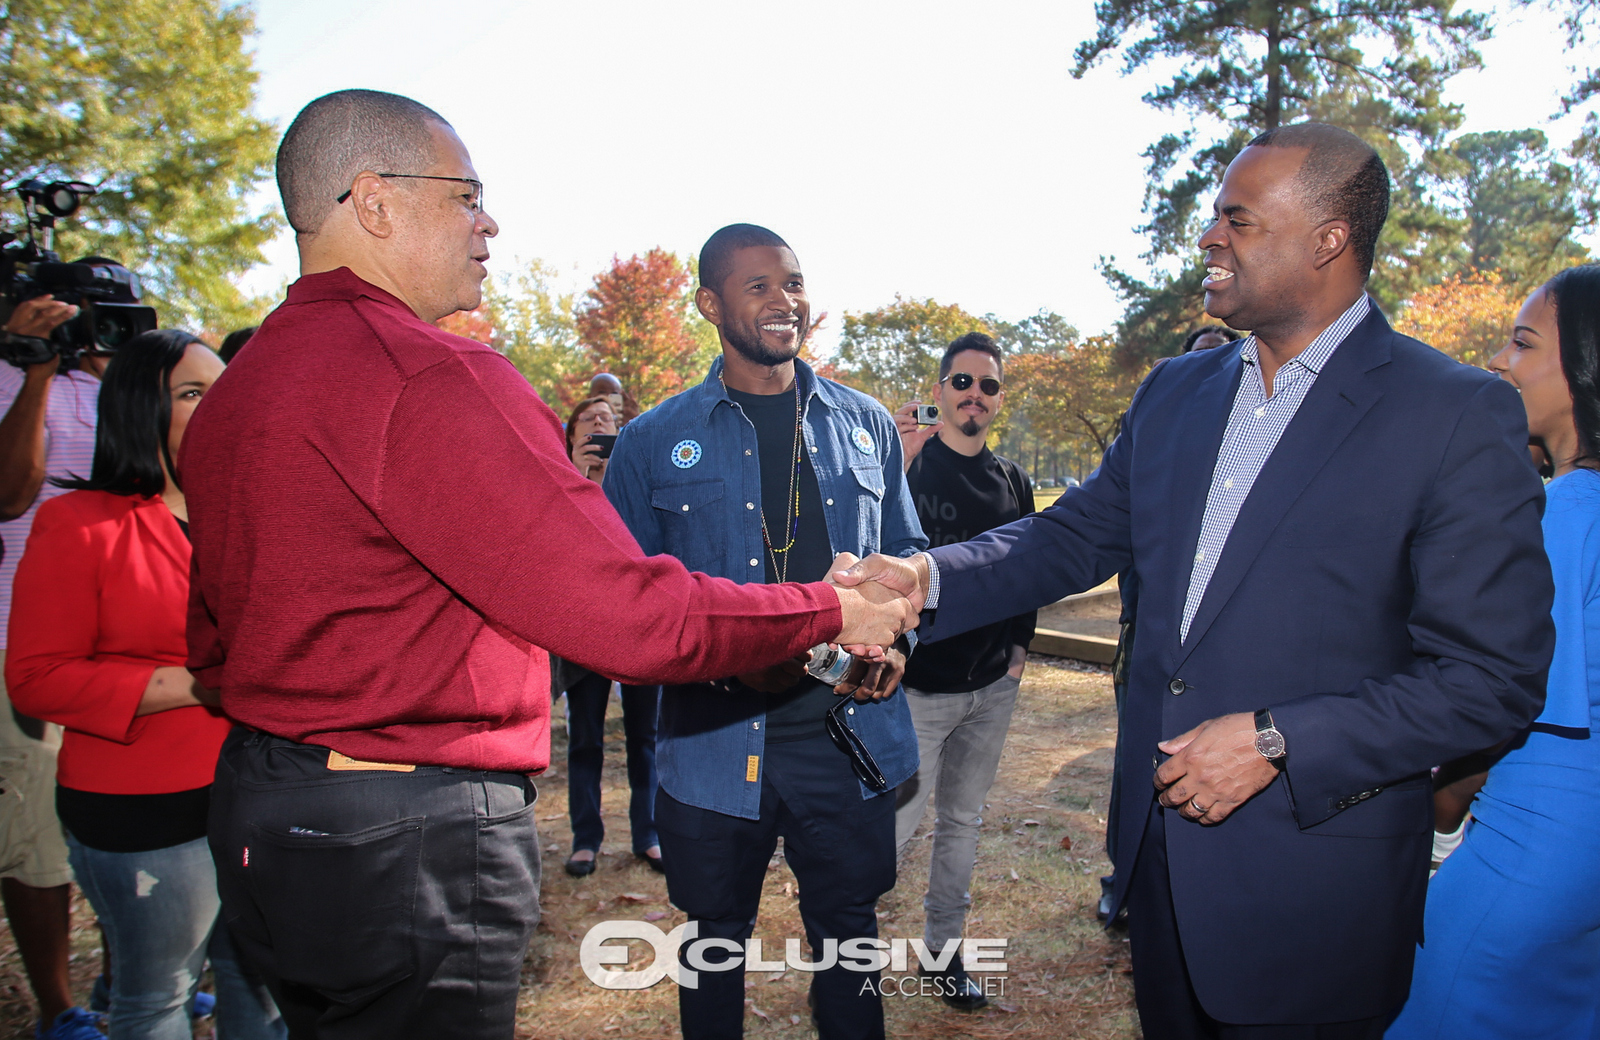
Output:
top-left (336, 174), bottom-right (483, 211)
top-left (941, 372), bottom-right (1002, 396)
top-left (825, 698), bottom-right (888, 792)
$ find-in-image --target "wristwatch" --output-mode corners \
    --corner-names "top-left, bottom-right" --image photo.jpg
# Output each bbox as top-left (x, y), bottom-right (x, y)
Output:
top-left (1254, 708), bottom-right (1287, 764)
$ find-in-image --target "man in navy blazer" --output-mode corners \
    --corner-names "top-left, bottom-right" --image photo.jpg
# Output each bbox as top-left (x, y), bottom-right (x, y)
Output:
top-left (839, 123), bottom-right (1555, 1036)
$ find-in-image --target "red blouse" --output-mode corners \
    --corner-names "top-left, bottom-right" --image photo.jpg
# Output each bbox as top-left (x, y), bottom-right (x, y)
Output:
top-left (6, 490), bottom-right (232, 794)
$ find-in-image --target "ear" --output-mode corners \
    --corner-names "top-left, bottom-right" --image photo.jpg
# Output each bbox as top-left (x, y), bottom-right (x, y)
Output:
top-left (695, 286), bottom-right (723, 327)
top-left (1311, 220), bottom-right (1351, 271)
top-left (346, 170), bottom-right (397, 240)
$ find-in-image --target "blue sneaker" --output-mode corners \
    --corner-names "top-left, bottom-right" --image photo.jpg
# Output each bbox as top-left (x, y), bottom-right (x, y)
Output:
top-left (191, 990), bottom-right (216, 1019)
top-left (36, 1008), bottom-right (104, 1039)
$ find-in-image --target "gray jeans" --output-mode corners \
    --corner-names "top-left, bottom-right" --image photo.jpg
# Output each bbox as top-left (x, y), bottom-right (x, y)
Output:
top-left (893, 673), bottom-right (1021, 951)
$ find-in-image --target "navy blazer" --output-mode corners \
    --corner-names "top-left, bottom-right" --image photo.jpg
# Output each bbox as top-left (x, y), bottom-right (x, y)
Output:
top-left (922, 304), bottom-right (1555, 1023)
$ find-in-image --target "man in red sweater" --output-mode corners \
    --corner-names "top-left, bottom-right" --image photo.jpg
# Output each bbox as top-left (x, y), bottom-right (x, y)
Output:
top-left (181, 89), bottom-right (914, 1040)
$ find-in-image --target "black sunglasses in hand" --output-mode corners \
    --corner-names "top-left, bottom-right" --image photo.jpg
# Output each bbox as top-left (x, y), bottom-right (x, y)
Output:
top-left (941, 372), bottom-right (1003, 396)
top-left (826, 697), bottom-right (888, 792)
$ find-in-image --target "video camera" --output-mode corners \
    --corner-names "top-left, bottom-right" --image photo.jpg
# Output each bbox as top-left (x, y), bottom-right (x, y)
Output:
top-left (0, 178), bottom-right (157, 369)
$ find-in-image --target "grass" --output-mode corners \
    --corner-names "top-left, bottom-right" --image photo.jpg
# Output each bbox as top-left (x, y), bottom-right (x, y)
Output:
top-left (0, 656), bottom-right (1136, 1040)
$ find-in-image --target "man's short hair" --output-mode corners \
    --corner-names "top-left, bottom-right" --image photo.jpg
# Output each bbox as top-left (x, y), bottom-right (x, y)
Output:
top-left (699, 224), bottom-right (790, 297)
top-left (1247, 122), bottom-right (1390, 280)
top-left (277, 89), bottom-right (450, 235)
top-left (939, 332), bottom-right (1003, 381)
top-left (1181, 325), bottom-right (1238, 353)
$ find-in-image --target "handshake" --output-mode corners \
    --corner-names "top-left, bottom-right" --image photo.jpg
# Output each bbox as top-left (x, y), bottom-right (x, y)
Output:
top-left (825, 551), bottom-right (933, 656)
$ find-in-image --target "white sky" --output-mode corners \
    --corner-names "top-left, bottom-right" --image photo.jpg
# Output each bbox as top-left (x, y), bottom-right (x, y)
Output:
top-left (242, 0), bottom-right (1595, 353)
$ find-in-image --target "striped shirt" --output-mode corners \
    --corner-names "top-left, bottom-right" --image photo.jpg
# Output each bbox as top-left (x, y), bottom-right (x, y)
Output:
top-left (0, 366), bottom-right (100, 649)
top-left (1179, 295), bottom-right (1371, 642)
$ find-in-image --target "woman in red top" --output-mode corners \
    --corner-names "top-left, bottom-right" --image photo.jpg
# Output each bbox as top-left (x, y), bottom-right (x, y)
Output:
top-left (7, 330), bottom-right (283, 1040)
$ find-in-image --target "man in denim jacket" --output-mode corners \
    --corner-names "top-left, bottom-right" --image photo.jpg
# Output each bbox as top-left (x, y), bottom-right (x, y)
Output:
top-left (605, 224), bottom-right (924, 1040)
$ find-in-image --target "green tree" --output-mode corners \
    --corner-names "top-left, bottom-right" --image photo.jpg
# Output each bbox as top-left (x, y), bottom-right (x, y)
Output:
top-left (0, 0), bottom-right (280, 333)
top-left (829, 296), bottom-right (993, 407)
top-left (485, 259), bottom-right (586, 411)
top-left (1072, 0), bottom-right (1490, 365)
top-left (1434, 130), bottom-right (1596, 285)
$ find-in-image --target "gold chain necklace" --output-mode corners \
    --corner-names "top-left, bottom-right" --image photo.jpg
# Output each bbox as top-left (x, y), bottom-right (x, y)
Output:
top-left (724, 373), bottom-right (804, 582)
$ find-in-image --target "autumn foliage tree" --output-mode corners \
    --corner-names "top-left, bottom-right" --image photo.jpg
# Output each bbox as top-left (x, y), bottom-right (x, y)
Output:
top-left (1392, 270), bottom-right (1524, 369)
top-left (576, 250), bottom-right (710, 408)
top-left (828, 296), bottom-right (994, 407)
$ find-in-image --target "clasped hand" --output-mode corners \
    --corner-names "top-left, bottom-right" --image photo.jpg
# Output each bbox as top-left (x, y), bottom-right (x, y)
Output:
top-left (738, 552), bottom-right (913, 702)
top-left (1153, 712), bottom-right (1279, 825)
top-left (823, 551), bottom-right (924, 658)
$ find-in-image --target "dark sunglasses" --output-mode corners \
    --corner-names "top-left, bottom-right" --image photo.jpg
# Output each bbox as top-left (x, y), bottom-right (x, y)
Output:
top-left (826, 698), bottom-right (888, 792)
top-left (941, 372), bottom-right (1003, 396)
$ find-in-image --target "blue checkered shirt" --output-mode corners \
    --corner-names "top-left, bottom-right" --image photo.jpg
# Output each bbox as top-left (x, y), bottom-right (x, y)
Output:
top-left (1178, 295), bottom-right (1371, 642)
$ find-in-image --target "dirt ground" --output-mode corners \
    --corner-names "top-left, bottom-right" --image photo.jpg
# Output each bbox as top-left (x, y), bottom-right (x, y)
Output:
top-left (0, 654), bottom-right (1137, 1039)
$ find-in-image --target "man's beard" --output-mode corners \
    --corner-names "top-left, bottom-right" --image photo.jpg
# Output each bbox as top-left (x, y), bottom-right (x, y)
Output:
top-left (724, 318), bottom-right (803, 367)
top-left (957, 416), bottom-right (982, 437)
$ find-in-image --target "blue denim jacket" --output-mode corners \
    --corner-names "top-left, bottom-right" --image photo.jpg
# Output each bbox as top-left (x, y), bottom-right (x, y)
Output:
top-left (604, 358), bottom-right (926, 819)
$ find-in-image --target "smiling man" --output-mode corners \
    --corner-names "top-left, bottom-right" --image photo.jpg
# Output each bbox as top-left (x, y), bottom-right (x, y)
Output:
top-left (604, 224), bottom-right (925, 1040)
top-left (836, 123), bottom-right (1555, 1036)
top-left (181, 98), bottom-right (916, 1040)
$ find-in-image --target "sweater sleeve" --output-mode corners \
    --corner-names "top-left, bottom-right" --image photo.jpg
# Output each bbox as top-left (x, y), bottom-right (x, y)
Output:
top-left (5, 498), bottom-right (153, 744)
top-left (372, 355), bottom-right (843, 686)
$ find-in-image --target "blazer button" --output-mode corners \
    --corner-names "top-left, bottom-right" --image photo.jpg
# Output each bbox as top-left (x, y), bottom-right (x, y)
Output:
top-left (1168, 679), bottom-right (1186, 695)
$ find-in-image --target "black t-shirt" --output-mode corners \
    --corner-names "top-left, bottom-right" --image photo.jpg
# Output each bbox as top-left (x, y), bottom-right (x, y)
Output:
top-left (903, 436), bottom-right (1037, 692)
top-left (57, 784), bottom-right (211, 853)
top-left (725, 385), bottom-right (837, 741)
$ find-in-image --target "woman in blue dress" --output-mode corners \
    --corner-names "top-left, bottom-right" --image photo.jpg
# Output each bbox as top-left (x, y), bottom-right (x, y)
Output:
top-left (1388, 262), bottom-right (1600, 1040)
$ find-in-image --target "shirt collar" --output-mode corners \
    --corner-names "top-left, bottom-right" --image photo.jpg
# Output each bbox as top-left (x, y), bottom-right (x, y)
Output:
top-left (284, 267), bottom-right (415, 316)
top-left (1238, 294), bottom-right (1372, 375)
top-left (694, 355), bottom-right (830, 419)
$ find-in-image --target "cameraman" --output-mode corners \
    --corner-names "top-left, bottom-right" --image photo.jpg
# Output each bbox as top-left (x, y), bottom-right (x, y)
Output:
top-left (0, 294), bottom-right (109, 1040)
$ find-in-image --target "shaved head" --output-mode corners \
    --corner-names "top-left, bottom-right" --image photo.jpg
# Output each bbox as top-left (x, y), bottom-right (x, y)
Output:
top-left (277, 89), bottom-right (450, 235)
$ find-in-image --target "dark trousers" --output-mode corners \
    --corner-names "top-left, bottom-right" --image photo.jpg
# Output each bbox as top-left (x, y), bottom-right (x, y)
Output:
top-left (563, 671), bottom-right (659, 853)
top-left (208, 728), bottom-right (541, 1040)
top-left (1128, 806), bottom-right (1387, 1040)
top-left (656, 732), bottom-right (897, 1040)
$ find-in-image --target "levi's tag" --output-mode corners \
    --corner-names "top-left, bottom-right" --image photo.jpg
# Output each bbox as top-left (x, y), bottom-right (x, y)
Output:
top-left (326, 750), bottom-right (415, 773)
top-left (746, 756), bottom-right (760, 782)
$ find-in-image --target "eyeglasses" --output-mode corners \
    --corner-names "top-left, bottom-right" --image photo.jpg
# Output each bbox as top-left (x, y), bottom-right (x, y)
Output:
top-left (825, 698), bottom-right (888, 792)
top-left (941, 372), bottom-right (1003, 396)
top-left (336, 174), bottom-right (484, 211)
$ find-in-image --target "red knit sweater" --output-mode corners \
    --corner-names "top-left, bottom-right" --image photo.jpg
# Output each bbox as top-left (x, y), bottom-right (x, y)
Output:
top-left (7, 492), bottom-right (233, 794)
top-left (180, 269), bottom-right (842, 774)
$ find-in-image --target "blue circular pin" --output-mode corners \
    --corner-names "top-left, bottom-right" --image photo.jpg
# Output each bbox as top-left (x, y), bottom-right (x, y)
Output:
top-left (671, 440), bottom-right (702, 469)
top-left (851, 427), bottom-right (875, 455)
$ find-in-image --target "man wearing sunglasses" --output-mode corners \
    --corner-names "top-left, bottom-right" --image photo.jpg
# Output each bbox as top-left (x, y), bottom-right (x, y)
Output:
top-left (604, 223), bottom-right (925, 1040)
top-left (890, 332), bottom-right (1034, 1011)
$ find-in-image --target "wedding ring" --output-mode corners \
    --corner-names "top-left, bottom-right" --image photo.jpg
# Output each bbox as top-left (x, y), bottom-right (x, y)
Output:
top-left (1190, 797), bottom-right (1205, 815)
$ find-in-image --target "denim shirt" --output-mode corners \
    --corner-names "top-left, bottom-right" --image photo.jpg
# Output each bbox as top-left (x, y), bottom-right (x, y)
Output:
top-left (604, 357), bottom-right (926, 819)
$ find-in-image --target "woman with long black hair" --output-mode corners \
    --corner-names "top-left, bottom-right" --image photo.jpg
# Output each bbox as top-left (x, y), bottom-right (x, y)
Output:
top-left (1388, 264), bottom-right (1600, 1038)
top-left (6, 330), bottom-right (284, 1040)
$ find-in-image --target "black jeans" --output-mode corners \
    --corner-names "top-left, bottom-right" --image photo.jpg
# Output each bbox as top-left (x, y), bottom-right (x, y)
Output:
top-left (563, 671), bottom-right (659, 854)
top-left (208, 728), bottom-right (541, 1040)
top-left (656, 732), bottom-right (897, 1040)
top-left (1128, 806), bottom-right (1388, 1040)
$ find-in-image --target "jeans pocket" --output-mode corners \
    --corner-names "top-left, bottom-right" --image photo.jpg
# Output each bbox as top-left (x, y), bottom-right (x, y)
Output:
top-left (245, 816), bottom-right (423, 1001)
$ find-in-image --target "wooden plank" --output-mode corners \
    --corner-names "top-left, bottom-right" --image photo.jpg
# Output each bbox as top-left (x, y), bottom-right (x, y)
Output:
top-left (1029, 627), bottom-right (1118, 664)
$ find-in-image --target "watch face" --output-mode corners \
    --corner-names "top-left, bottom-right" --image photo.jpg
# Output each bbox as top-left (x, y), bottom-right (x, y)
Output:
top-left (1256, 729), bottom-right (1287, 760)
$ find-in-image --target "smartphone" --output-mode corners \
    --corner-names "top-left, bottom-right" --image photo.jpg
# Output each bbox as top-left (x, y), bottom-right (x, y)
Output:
top-left (915, 404), bottom-right (940, 426)
top-left (588, 434), bottom-right (618, 459)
